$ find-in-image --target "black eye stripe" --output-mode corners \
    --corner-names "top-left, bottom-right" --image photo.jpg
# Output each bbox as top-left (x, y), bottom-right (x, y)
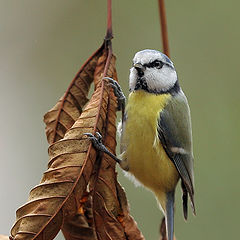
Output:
top-left (144, 60), bottom-right (163, 69)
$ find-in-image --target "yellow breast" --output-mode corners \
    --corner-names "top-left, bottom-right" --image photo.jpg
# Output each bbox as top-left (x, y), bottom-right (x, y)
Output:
top-left (123, 90), bottom-right (179, 196)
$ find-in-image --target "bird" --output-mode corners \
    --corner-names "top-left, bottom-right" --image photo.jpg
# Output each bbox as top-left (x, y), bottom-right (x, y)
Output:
top-left (86, 49), bottom-right (195, 240)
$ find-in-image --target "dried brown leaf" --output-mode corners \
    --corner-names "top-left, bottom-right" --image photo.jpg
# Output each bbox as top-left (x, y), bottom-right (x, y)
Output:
top-left (44, 45), bottom-right (104, 145)
top-left (10, 47), bottom-right (116, 240)
top-left (116, 183), bottom-right (145, 240)
top-left (61, 192), bottom-right (96, 240)
top-left (43, 47), bottom-right (103, 239)
top-left (91, 71), bottom-right (126, 240)
top-left (61, 46), bottom-right (117, 240)
top-left (61, 47), bottom-right (117, 240)
top-left (90, 67), bottom-right (144, 240)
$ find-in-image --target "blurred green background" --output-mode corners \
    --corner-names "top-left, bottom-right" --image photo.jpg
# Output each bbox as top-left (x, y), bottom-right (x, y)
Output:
top-left (0, 0), bottom-right (239, 239)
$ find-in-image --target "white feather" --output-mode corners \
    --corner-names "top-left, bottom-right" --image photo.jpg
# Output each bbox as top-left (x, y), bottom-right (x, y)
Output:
top-left (129, 67), bottom-right (138, 91)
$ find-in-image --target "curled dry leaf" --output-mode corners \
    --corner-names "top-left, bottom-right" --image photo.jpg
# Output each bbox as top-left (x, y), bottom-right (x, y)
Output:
top-left (10, 47), bottom-right (116, 240)
top-left (91, 70), bottom-right (126, 240)
top-left (90, 68), bottom-right (144, 240)
top-left (43, 46), bottom-right (105, 239)
top-left (116, 183), bottom-right (145, 240)
top-left (44, 45), bottom-right (104, 145)
top-left (61, 47), bottom-right (117, 240)
top-left (43, 45), bottom-right (105, 240)
top-left (61, 192), bottom-right (96, 240)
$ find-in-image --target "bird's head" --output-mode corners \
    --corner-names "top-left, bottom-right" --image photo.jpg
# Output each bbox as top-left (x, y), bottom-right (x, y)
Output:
top-left (129, 49), bottom-right (179, 94)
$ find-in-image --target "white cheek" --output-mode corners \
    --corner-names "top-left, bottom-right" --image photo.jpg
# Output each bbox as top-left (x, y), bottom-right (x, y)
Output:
top-left (145, 66), bottom-right (177, 91)
top-left (129, 67), bottom-right (137, 91)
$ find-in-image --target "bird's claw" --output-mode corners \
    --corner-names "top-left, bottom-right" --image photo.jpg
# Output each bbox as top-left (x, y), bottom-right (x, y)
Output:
top-left (103, 77), bottom-right (126, 111)
top-left (84, 131), bottom-right (122, 165)
top-left (84, 132), bottom-right (107, 152)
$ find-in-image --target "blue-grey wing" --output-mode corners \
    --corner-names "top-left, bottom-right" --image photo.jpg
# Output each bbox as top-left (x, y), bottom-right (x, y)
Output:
top-left (158, 90), bottom-right (195, 218)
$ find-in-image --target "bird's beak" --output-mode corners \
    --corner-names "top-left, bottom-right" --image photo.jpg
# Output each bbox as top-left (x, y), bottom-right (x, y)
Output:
top-left (133, 63), bottom-right (145, 71)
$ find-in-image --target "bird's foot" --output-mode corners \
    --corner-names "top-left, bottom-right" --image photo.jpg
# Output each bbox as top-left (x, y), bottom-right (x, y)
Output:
top-left (84, 132), bottom-right (121, 164)
top-left (103, 77), bottom-right (126, 111)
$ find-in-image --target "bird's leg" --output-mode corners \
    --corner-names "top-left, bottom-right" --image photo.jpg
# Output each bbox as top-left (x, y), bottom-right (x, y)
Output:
top-left (103, 77), bottom-right (126, 120)
top-left (84, 132), bottom-right (122, 164)
top-left (84, 79), bottom-right (127, 167)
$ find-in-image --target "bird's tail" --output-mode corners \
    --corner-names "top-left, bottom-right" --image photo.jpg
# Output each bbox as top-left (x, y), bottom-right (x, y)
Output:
top-left (156, 191), bottom-right (175, 240)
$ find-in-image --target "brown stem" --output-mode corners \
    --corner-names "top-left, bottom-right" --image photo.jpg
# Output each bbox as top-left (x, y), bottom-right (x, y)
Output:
top-left (105, 0), bottom-right (113, 41)
top-left (158, 0), bottom-right (170, 57)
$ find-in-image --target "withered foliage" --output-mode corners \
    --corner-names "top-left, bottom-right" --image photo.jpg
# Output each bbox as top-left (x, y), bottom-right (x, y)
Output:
top-left (90, 69), bottom-right (145, 240)
top-left (5, 0), bottom-right (179, 239)
top-left (61, 192), bottom-right (95, 240)
top-left (10, 42), bottom-right (144, 240)
top-left (44, 45), bottom-right (104, 145)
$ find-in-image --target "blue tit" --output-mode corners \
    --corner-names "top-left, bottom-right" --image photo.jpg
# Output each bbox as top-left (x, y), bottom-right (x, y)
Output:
top-left (86, 49), bottom-right (195, 240)
top-left (118, 49), bottom-right (195, 240)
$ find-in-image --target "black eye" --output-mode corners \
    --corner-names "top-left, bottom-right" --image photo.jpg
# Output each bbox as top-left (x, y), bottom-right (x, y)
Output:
top-left (153, 60), bottom-right (163, 69)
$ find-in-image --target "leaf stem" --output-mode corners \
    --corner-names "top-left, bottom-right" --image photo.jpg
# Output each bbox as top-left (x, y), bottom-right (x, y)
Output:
top-left (105, 0), bottom-right (113, 41)
top-left (103, 0), bottom-right (113, 78)
top-left (158, 0), bottom-right (170, 57)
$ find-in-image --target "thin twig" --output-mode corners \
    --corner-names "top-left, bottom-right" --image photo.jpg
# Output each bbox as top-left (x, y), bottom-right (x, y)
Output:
top-left (94, 0), bottom-right (113, 134)
top-left (158, 0), bottom-right (170, 57)
top-left (104, 0), bottom-right (113, 75)
top-left (105, 0), bottom-right (113, 41)
top-left (103, 0), bottom-right (113, 89)
top-left (103, 0), bottom-right (113, 77)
